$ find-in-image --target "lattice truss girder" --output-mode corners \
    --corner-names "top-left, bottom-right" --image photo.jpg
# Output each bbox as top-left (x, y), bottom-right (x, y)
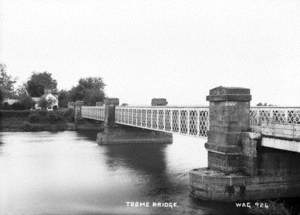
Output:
top-left (81, 106), bottom-right (105, 121)
top-left (81, 106), bottom-right (300, 138)
top-left (115, 107), bottom-right (209, 137)
top-left (250, 107), bottom-right (300, 125)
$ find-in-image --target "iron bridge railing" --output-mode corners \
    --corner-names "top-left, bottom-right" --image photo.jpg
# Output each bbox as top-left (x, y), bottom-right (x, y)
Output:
top-left (81, 106), bottom-right (300, 138)
top-left (115, 106), bottom-right (209, 137)
top-left (81, 106), bottom-right (105, 121)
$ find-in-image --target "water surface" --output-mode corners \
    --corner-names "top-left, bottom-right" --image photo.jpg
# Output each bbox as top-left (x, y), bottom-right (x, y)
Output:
top-left (0, 131), bottom-right (244, 215)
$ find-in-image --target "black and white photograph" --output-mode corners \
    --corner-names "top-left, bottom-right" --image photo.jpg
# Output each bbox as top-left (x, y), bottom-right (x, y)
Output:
top-left (1, 0), bottom-right (300, 214)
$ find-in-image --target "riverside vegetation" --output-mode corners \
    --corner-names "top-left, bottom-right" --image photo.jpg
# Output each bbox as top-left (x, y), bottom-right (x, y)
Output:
top-left (0, 109), bottom-right (104, 132)
top-left (0, 109), bottom-right (75, 131)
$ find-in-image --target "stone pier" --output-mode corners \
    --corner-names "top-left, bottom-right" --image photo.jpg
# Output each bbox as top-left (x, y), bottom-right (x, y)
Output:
top-left (189, 86), bottom-right (300, 201)
top-left (96, 98), bottom-right (172, 145)
top-left (74, 101), bottom-right (84, 122)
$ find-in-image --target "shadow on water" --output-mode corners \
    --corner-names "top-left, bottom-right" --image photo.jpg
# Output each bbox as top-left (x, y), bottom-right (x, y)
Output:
top-left (76, 130), bottom-right (175, 192)
top-left (76, 130), bottom-right (99, 141)
top-left (76, 130), bottom-right (249, 214)
top-left (103, 143), bottom-right (176, 195)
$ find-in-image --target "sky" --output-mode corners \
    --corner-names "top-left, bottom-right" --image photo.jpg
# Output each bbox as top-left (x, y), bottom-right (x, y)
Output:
top-left (0, 0), bottom-right (300, 106)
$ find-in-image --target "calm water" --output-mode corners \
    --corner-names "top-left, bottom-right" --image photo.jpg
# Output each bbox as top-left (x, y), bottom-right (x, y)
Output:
top-left (0, 131), bottom-right (246, 215)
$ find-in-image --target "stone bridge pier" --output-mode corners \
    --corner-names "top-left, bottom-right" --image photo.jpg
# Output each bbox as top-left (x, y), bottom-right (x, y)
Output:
top-left (96, 98), bottom-right (173, 145)
top-left (189, 86), bottom-right (300, 201)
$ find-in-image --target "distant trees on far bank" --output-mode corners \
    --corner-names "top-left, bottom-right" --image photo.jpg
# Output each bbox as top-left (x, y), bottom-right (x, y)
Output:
top-left (69, 77), bottom-right (105, 106)
top-left (0, 63), bottom-right (106, 110)
top-left (0, 64), bottom-right (16, 103)
top-left (256, 102), bottom-right (275, 107)
top-left (26, 72), bottom-right (57, 97)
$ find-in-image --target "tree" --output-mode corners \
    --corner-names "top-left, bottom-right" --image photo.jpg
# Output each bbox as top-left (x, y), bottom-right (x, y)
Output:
top-left (69, 77), bottom-right (105, 105)
top-left (82, 88), bottom-right (105, 105)
top-left (38, 97), bottom-right (48, 109)
top-left (38, 96), bottom-right (56, 109)
top-left (19, 96), bottom-right (35, 109)
top-left (14, 84), bottom-right (29, 99)
top-left (0, 89), bottom-right (3, 105)
top-left (58, 90), bottom-right (69, 108)
top-left (257, 102), bottom-right (274, 106)
top-left (26, 71), bottom-right (57, 97)
top-left (0, 64), bottom-right (16, 102)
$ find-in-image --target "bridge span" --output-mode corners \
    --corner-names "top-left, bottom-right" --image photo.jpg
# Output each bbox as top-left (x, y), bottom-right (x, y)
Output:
top-left (81, 104), bottom-right (300, 152)
top-left (74, 86), bottom-right (300, 202)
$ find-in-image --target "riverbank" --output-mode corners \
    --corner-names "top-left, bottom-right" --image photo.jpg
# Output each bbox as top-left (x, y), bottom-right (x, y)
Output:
top-left (0, 109), bottom-right (103, 132)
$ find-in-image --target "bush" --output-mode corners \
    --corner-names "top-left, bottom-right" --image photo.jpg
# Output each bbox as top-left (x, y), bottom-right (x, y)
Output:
top-left (58, 90), bottom-right (69, 108)
top-left (47, 111), bottom-right (64, 123)
top-left (19, 96), bottom-right (35, 109)
top-left (1, 102), bottom-right (11, 110)
top-left (38, 97), bottom-right (48, 109)
top-left (28, 112), bottom-right (40, 123)
top-left (55, 108), bottom-right (74, 122)
top-left (61, 108), bottom-right (73, 117)
top-left (10, 102), bottom-right (26, 110)
top-left (23, 121), bottom-right (31, 131)
top-left (38, 110), bottom-right (48, 116)
top-left (0, 110), bottom-right (31, 118)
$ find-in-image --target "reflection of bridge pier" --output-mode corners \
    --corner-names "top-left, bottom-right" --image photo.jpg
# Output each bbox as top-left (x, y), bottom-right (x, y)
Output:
top-left (77, 86), bottom-right (300, 201)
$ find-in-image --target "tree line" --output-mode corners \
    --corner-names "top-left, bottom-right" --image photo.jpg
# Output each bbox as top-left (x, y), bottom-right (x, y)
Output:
top-left (0, 64), bottom-right (105, 109)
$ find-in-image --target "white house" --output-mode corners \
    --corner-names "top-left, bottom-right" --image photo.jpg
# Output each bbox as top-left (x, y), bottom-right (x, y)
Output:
top-left (34, 89), bottom-right (59, 110)
top-left (2, 98), bottom-right (19, 105)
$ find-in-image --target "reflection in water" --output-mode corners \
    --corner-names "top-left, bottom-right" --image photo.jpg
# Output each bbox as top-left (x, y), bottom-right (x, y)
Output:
top-left (1, 131), bottom-right (298, 214)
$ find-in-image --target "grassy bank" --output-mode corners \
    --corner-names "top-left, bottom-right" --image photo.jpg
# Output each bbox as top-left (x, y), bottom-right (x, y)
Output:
top-left (0, 109), bottom-right (102, 132)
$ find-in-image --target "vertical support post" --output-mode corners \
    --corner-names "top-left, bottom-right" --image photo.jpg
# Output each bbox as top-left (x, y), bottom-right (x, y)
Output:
top-left (171, 109), bottom-right (173, 132)
top-left (196, 110), bottom-right (200, 136)
top-left (156, 109), bottom-right (159, 129)
top-left (187, 109), bottom-right (190, 135)
top-left (177, 109), bottom-right (181, 134)
top-left (104, 98), bottom-right (119, 128)
top-left (205, 86), bottom-right (252, 173)
top-left (163, 109), bottom-right (165, 130)
top-left (74, 101), bottom-right (84, 123)
top-left (285, 109), bottom-right (289, 124)
top-left (144, 108), bottom-right (148, 128)
top-left (150, 109), bottom-right (153, 129)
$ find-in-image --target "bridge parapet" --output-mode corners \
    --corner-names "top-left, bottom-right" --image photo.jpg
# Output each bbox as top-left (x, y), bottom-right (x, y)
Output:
top-left (81, 104), bottom-right (300, 141)
top-left (250, 106), bottom-right (300, 126)
top-left (81, 106), bottom-right (105, 121)
top-left (115, 106), bottom-right (209, 137)
top-left (250, 106), bottom-right (300, 141)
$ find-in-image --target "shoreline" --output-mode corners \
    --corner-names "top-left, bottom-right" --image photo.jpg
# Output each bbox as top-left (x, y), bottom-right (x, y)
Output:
top-left (0, 118), bottom-right (103, 132)
top-left (0, 109), bottom-right (103, 132)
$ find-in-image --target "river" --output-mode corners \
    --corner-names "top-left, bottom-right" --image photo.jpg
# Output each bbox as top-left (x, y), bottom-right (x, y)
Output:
top-left (0, 131), bottom-right (254, 215)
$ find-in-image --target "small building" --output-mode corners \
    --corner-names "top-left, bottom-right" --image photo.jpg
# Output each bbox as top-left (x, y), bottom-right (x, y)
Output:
top-left (2, 98), bottom-right (19, 105)
top-left (34, 89), bottom-right (58, 110)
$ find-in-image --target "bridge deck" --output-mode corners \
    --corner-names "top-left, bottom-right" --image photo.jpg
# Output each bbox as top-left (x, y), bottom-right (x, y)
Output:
top-left (81, 106), bottom-right (300, 151)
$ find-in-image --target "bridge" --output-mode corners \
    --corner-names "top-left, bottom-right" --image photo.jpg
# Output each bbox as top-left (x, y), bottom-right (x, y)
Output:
top-left (80, 102), bottom-right (300, 152)
top-left (74, 86), bottom-right (300, 202)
